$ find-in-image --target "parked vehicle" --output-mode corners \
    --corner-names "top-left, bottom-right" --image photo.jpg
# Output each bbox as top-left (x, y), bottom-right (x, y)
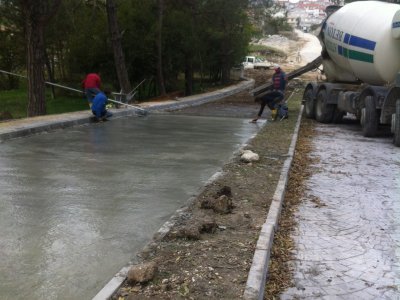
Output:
top-left (242, 56), bottom-right (273, 70)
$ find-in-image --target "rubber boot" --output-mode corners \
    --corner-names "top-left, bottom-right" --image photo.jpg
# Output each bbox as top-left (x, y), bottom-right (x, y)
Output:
top-left (271, 109), bottom-right (277, 121)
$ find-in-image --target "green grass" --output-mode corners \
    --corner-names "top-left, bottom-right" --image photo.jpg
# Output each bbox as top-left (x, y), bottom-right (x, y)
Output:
top-left (0, 88), bottom-right (88, 119)
top-left (248, 44), bottom-right (286, 58)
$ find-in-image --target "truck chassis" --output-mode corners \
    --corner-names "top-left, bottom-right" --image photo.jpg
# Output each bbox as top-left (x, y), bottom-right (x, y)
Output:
top-left (251, 55), bottom-right (400, 147)
top-left (303, 81), bottom-right (400, 146)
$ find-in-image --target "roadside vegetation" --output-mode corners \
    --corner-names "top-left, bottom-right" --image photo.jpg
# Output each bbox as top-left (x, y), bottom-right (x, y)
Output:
top-left (248, 44), bottom-right (287, 61)
top-left (0, 88), bottom-right (88, 120)
top-left (0, 0), bottom-right (291, 119)
top-left (0, 75), bottom-right (231, 121)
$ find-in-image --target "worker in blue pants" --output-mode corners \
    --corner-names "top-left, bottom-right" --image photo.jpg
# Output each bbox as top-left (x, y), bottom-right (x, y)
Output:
top-left (91, 89), bottom-right (113, 121)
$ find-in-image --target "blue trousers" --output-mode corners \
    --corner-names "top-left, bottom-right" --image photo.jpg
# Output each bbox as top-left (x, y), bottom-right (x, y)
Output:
top-left (92, 109), bottom-right (113, 119)
top-left (85, 88), bottom-right (101, 103)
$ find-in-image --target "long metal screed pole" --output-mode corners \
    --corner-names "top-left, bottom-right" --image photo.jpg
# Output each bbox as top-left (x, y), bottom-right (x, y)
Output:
top-left (0, 69), bottom-right (147, 113)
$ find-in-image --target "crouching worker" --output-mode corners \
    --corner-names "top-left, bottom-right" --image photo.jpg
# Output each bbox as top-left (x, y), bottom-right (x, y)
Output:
top-left (91, 89), bottom-right (113, 122)
top-left (251, 64), bottom-right (287, 122)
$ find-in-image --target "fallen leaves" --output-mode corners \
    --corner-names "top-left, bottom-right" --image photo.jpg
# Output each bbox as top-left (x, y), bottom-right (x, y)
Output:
top-left (265, 118), bottom-right (317, 299)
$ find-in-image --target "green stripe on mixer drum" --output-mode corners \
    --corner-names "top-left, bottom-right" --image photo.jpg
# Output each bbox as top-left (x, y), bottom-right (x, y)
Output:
top-left (348, 50), bottom-right (374, 63)
top-left (341, 47), bottom-right (374, 63)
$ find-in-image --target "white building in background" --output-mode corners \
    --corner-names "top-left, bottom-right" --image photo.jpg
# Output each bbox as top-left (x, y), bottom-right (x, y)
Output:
top-left (278, 0), bottom-right (335, 32)
top-left (250, 0), bottom-right (338, 33)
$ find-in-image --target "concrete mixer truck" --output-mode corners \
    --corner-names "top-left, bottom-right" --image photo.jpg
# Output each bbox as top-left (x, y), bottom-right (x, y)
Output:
top-left (302, 0), bottom-right (400, 147)
top-left (252, 1), bottom-right (400, 146)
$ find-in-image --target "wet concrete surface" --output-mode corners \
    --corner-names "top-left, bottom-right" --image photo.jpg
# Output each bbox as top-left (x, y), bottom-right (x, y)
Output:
top-left (0, 114), bottom-right (260, 300)
top-left (281, 121), bottom-right (400, 299)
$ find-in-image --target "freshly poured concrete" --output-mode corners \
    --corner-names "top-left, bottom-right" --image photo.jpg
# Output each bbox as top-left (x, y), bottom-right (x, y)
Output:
top-left (0, 114), bottom-right (260, 300)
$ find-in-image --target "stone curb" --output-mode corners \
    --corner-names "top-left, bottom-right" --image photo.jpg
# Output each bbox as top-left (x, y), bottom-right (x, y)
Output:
top-left (243, 105), bottom-right (304, 300)
top-left (145, 79), bottom-right (254, 113)
top-left (0, 109), bottom-right (142, 142)
top-left (0, 79), bottom-right (254, 142)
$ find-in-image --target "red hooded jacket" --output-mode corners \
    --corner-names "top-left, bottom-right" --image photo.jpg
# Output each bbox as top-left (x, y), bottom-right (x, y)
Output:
top-left (82, 73), bottom-right (101, 89)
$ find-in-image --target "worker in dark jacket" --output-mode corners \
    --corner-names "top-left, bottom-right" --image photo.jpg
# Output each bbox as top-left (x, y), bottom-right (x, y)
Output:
top-left (91, 89), bottom-right (113, 121)
top-left (252, 64), bottom-right (287, 122)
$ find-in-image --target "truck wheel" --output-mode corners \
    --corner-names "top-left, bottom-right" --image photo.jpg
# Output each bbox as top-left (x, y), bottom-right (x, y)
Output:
top-left (315, 89), bottom-right (334, 123)
top-left (304, 88), bottom-right (315, 119)
top-left (361, 96), bottom-right (378, 137)
top-left (393, 99), bottom-right (400, 147)
top-left (332, 108), bottom-right (345, 124)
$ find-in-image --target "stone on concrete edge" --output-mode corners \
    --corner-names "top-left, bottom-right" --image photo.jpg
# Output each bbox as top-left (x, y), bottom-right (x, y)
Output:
top-left (92, 266), bottom-right (130, 300)
top-left (243, 105), bottom-right (304, 300)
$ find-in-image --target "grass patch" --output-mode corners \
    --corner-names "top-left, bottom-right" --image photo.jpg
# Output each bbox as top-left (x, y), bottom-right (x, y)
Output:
top-left (0, 88), bottom-right (88, 119)
top-left (248, 44), bottom-right (286, 59)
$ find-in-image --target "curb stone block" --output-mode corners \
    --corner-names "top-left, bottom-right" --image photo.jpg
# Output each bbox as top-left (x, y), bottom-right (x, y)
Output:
top-left (243, 106), bottom-right (304, 300)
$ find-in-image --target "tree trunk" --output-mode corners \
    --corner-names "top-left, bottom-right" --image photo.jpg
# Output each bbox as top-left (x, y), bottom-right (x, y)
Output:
top-left (221, 61), bottom-right (231, 85)
top-left (184, 56), bottom-right (193, 96)
top-left (220, 45), bottom-right (231, 85)
top-left (57, 40), bottom-right (66, 80)
top-left (156, 0), bottom-right (166, 96)
top-left (45, 48), bottom-right (56, 99)
top-left (106, 0), bottom-right (132, 99)
top-left (21, 0), bottom-right (62, 117)
top-left (25, 11), bottom-right (47, 116)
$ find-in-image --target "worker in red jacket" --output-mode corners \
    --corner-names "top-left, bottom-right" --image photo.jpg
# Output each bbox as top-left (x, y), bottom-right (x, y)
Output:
top-left (82, 72), bottom-right (102, 107)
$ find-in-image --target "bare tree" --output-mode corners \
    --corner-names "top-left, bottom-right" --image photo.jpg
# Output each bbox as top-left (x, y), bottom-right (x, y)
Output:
top-left (20, 0), bottom-right (62, 117)
top-left (106, 0), bottom-right (132, 99)
top-left (156, 0), bottom-right (166, 96)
